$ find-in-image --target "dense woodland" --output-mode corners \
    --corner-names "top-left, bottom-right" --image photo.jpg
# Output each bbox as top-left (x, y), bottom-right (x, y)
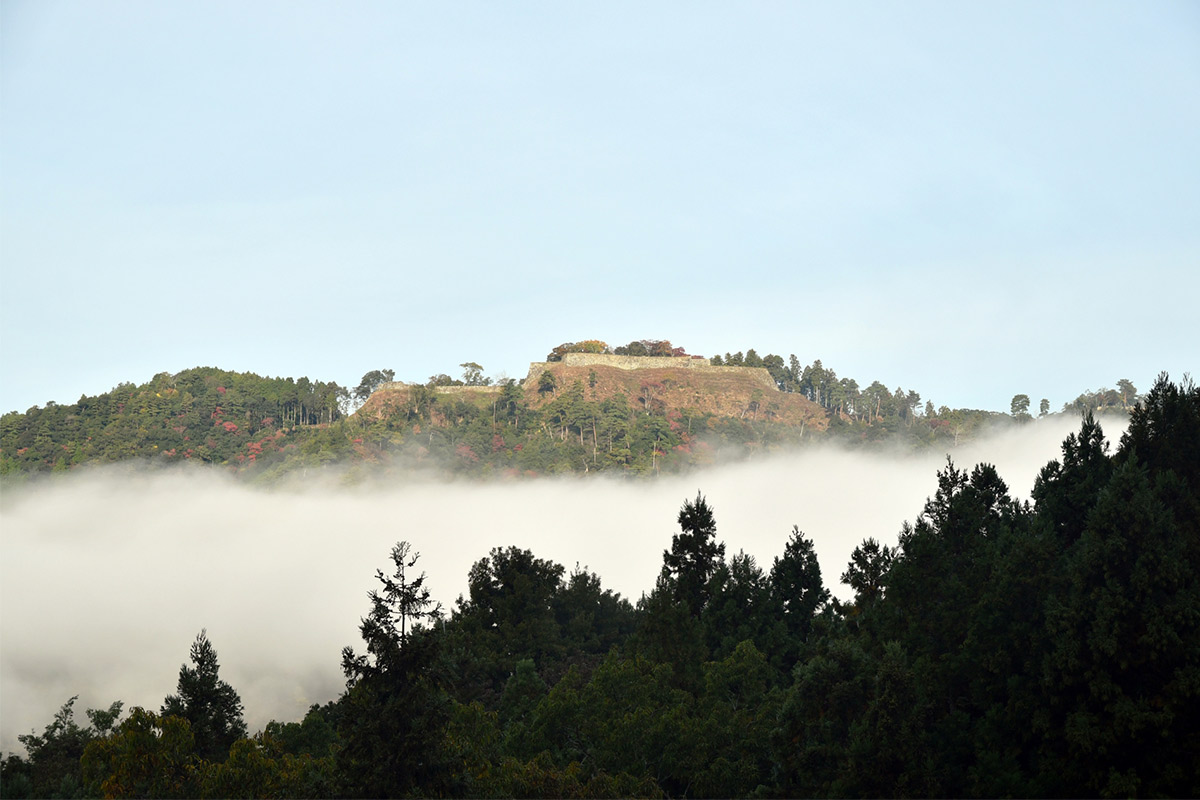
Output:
top-left (2, 375), bottom-right (1196, 798)
top-left (0, 340), bottom-right (1141, 482)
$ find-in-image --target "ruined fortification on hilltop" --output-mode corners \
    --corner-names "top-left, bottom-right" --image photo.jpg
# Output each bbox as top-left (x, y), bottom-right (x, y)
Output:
top-left (523, 353), bottom-right (778, 392)
top-left (372, 381), bottom-right (501, 396)
top-left (363, 352), bottom-right (822, 430)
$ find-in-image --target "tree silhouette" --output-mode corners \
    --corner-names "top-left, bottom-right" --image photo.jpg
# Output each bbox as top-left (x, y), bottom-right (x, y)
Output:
top-left (662, 492), bottom-right (726, 616)
top-left (161, 630), bottom-right (246, 762)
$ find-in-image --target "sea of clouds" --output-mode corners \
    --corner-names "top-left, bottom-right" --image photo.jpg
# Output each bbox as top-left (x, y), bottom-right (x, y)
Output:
top-left (0, 413), bottom-right (1124, 754)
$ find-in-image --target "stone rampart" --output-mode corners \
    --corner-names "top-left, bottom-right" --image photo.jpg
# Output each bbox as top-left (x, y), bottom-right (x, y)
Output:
top-left (523, 354), bottom-right (777, 391)
top-left (373, 382), bottom-right (500, 396)
top-left (435, 384), bottom-right (502, 396)
top-left (559, 353), bottom-right (716, 370)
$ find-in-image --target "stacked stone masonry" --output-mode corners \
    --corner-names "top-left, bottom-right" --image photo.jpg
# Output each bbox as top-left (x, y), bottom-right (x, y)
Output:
top-left (523, 353), bottom-right (778, 392)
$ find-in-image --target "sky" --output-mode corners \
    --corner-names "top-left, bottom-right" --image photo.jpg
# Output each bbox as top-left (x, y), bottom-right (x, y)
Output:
top-left (1, 1), bottom-right (1197, 415)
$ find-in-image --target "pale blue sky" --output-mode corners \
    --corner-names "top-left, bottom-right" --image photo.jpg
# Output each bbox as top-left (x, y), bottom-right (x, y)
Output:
top-left (2, 1), bottom-right (1197, 415)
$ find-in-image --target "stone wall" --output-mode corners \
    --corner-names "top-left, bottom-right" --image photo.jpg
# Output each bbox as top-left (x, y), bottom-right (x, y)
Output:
top-left (373, 381), bottom-right (501, 396)
top-left (559, 353), bottom-right (716, 370)
top-left (523, 353), bottom-right (777, 391)
top-left (435, 384), bottom-right (502, 396)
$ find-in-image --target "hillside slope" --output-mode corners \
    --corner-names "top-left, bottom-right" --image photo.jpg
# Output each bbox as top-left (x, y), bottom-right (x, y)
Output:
top-left (356, 355), bottom-right (827, 432)
top-left (522, 356), bottom-right (826, 430)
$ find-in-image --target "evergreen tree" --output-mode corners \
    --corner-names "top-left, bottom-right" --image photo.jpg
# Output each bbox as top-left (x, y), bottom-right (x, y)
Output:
top-left (161, 630), bottom-right (246, 763)
top-left (703, 550), bottom-right (773, 661)
top-left (661, 492), bottom-right (725, 617)
top-left (339, 542), bottom-right (450, 797)
top-left (839, 536), bottom-right (894, 611)
top-left (1032, 413), bottom-right (1113, 547)
top-left (768, 526), bottom-right (830, 667)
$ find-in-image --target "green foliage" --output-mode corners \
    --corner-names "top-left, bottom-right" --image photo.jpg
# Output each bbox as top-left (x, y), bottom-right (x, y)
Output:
top-left (81, 708), bottom-right (203, 799)
top-left (1066, 384), bottom-right (1137, 417)
top-left (612, 339), bottom-right (682, 357)
top-left (10, 377), bottom-right (1200, 798)
top-left (460, 362), bottom-right (491, 386)
top-left (445, 550), bottom-right (636, 709)
top-left (1011, 393), bottom-right (1031, 418)
top-left (260, 703), bottom-right (340, 758)
top-left (1, 352), bottom-right (1144, 483)
top-left (8, 696), bottom-right (122, 799)
top-left (768, 526), bottom-right (830, 667)
top-left (352, 369), bottom-right (394, 405)
top-left (199, 735), bottom-right (337, 799)
top-left (703, 551), bottom-right (774, 662)
top-left (161, 631), bottom-right (247, 763)
top-left (661, 493), bottom-right (725, 617)
top-left (0, 367), bottom-right (347, 476)
top-left (339, 542), bottom-right (450, 797)
top-left (546, 341), bottom-right (612, 362)
top-left (839, 537), bottom-right (894, 611)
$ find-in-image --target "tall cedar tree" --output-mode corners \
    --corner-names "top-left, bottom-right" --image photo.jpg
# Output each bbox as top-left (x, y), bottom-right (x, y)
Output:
top-left (339, 542), bottom-right (450, 798)
top-left (161, 630), bottom-right (247, 763)
top-left (662, 492), bottom-right (726, 616)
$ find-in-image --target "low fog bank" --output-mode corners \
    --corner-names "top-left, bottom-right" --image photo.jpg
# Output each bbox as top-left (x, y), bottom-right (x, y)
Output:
top-left (0, 413), bottom-right (1118, 754)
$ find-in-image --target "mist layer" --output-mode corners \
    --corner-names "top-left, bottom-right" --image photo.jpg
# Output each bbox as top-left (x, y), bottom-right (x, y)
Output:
top-left (0, 414), bottom-right (1110, 753)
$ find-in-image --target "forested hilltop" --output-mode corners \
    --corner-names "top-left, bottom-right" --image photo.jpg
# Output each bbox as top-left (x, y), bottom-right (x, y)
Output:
top-left (1, 339), bottom-right (1142, 482)
top-left (3, 376), bottom-right (1196, 798)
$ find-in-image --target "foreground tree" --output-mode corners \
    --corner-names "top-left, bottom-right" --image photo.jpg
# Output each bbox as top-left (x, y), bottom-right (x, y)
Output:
top-left (82, 708), bottom-right (203, 799)
top-left (768, 526), bottom-right (830, 666)
top-left (1039, 374), bottom-right (1200, 797)
top-left (161, 630), bottom-right (246, 763)
top-left (339, 542), bottom-right (450, 797)
top-left (661, 492), bottom-right (726, 617)
top-left (840, 537), bottom-right (894, 611)
top-left (6, 696), bottom-right (123, 798)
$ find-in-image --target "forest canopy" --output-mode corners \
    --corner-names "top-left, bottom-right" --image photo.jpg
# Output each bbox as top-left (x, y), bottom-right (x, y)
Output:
top-left (3, 374), bottom-right (1196, 798)
top-left (0, 345), bottom-right (1146, 483)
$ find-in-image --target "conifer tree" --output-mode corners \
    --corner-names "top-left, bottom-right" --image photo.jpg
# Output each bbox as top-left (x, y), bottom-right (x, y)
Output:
top-left (661, 492), bottom-right (725, 617)
top-left (339, 542), bottom-right (450, 797)
top-left (161, 630), bottom-right (246, 762)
